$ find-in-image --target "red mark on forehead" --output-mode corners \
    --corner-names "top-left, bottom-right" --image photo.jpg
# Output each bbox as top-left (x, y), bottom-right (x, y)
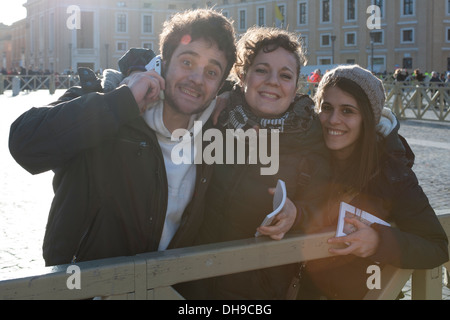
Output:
top-left (181, 34), bottom-right (192, 45)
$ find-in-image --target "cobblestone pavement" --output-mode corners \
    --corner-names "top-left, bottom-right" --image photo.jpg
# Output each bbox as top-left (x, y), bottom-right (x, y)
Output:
top-left (396, 120), bottom-right (450, 300)
top-left (398, 120), bottom-right (450, 212)
top-left (0, 91), bottom-right (449, 299)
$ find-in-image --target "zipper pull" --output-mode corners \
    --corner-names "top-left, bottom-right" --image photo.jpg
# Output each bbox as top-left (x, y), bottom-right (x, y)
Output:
top-left (137, 141), bottom-right (148, 156)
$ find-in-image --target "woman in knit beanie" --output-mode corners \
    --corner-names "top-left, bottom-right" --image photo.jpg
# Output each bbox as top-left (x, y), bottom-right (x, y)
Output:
top-left (298, 65), bottom-right (448, 300)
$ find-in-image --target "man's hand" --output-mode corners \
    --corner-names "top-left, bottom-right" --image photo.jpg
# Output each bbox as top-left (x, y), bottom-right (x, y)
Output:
top-left (121, 70), bottom-right (165, 114)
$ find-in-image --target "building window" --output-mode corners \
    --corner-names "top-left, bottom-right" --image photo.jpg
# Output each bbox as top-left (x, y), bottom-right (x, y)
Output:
top-left (402, 0), bottom-right (415, 17)
top-left (117, 41), bottom-right (127, 52)
top-left (346, 0), bottom-right (356, 21)
top-left (321, 34), bottom-right (331, 47)
top-left (116, 13), bottom-right (127, 33)
top-left (142, 42), bottom-right (153, 50)
top-left (369, 56), bottom-right (386, 73)
top-left (239, 9), bottom-right (246, 30)
top-left (371, 30), bottom-right (384, 44)
top-left (446, 27), bottom-right (450, 42)
top-left (401, 28), bottom-right (414, 43)
top-left (257, 7), bottom-right (265, 26)
top-left (143, 15), bottom-right (153, 34)
top-left (298, 1), bottom-right (308, 25)
top-left (318, 57), bottom-right (332, 65)
top-left (403, 58), bottom-right (413, 69)
top-left (77, 11), bottom-right (94, 49)
top-left (345, 32), bottom-right (357, 46)
top-left (373, 0), bottom-right (385, 18)
top-left (321, 0), bottom-right (331, 23)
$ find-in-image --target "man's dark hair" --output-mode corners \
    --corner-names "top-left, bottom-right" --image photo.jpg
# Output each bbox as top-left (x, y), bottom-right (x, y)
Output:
top-left (159, 9), bottom-right (236, 83)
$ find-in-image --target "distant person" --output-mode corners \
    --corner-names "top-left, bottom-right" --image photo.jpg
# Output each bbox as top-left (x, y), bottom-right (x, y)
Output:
top-left (393, 68), bottom-right (408, 83)
top-left (430, 71), bottom-right (443, 85)
top-left (429, 71), bottom-right (443, 95)
top-left (308, 69), bottom-right (322, 84)
top-left (412, 68), bottom-right (425, 83)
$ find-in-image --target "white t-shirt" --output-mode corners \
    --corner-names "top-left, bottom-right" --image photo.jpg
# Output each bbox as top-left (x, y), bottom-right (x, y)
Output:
top-left (143, 100), bottom-right (215, 250)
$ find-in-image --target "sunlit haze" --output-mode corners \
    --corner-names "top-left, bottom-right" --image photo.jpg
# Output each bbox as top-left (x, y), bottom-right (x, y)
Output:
top-left (0, 1), bottom-right (27, 26)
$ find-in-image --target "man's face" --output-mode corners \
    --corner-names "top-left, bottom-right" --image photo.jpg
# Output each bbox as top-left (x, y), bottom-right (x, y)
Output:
top-left (163, 37), bottom-right (228, 116)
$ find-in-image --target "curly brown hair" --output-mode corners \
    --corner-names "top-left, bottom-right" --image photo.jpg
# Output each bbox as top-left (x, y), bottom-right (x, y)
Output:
top-left (159, 9), bottom-right (237, 83)
top-left (232, 26), bottom-right (307, 85)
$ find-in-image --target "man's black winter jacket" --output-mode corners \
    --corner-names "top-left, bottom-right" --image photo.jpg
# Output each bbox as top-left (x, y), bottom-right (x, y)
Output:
top-left (9, 86), bottom-right (213, 266)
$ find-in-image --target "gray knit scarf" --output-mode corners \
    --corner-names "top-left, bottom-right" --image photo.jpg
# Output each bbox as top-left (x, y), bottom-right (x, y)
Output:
top-left (219, 86), bottom-right (315, 133)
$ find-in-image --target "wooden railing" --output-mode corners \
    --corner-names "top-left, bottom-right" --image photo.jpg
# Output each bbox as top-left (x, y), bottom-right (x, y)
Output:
top-left (0, 212), bottom-right (448, 300)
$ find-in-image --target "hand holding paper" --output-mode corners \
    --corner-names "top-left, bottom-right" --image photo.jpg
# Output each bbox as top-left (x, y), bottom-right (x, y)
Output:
top-left (329, 202), bottom-right (388, 258)
top-left (255, 180), bottom-right (296, 239)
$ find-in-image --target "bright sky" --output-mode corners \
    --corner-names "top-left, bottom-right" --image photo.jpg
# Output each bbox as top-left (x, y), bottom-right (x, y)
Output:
top-left (0, 0), bottom-right (27, 26)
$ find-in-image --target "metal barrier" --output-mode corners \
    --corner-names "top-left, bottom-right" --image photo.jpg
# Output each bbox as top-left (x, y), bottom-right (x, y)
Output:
top-left (385, 83), bottom-right (450, 122)
top-left (0, 212), bottom-right (448, 300)
top-left (0, 74), bottom-right (80, 95)
top-left (1, 76), bottom-right (449, 122)
top-left (298, 81), bottom-right (450, 122)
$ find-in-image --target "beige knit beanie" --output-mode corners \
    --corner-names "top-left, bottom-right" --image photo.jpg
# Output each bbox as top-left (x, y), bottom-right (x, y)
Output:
top-left (316, 65), bottom-right (386, 124)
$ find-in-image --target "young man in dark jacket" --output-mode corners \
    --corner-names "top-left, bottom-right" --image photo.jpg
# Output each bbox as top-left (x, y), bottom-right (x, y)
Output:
top-left (8, 9), bottom-right (238, 267)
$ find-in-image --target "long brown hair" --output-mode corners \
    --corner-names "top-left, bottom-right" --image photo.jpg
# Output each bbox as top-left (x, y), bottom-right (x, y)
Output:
top-left (321, 78), bottom-right (381, 192)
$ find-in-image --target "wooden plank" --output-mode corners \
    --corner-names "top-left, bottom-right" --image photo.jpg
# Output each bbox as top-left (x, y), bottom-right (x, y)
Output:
top-left (0, 256), bottom-right (136, 300)
top-left (143, 231), bottom-right (337, 289)
top-left (150, 286), bottom-right (184, 300)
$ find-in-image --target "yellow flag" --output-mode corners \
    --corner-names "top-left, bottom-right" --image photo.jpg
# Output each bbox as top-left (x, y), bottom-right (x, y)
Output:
top-left (275, 4), bottom-right (284, 27)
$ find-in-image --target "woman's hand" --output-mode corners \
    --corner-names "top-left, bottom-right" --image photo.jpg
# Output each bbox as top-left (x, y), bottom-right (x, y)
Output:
top-left (256, 189), bottom-right (297, 240)
top-left (327, 218), bottom-right (380, 258)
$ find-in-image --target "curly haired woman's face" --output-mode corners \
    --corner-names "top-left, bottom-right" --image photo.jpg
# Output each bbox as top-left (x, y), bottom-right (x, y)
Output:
top-left (241, 47), bottom-right (298, 118)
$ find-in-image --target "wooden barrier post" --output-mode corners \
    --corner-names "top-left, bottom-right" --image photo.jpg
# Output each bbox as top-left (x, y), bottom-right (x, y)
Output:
top-left (393, 82), bottom-right (402, 119)
top-left (412, 267), bottom-right (443, 300)
top-left (49, 74), bottom-right (55, 95)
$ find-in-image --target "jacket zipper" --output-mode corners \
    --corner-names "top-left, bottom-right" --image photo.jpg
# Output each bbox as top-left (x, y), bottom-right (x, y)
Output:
top-left (119, 138), bottom-right (150, 156)
top-left (71, 209), bottom-right (99, 264)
